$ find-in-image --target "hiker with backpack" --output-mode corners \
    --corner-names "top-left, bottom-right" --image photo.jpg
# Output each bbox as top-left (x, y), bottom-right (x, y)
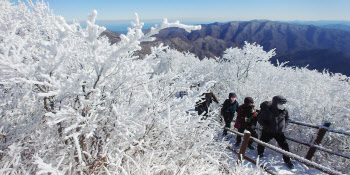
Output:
top-left (195, 91), bottom-right (219, 116)
top-left (257, 95), bottom-right (294, 169)
top-left (234, 97), bottom-right (258, 150)
top-left (221, 92), bottom-right (239, 136)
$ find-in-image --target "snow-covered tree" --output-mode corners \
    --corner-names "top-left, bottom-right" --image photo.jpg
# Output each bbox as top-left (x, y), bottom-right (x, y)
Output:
top-left (221, 41), bottom-right (276, 81)
top-left (1, 1), bottom-right (263, 174)
top-left (1, 0), bottom-right (224, 174)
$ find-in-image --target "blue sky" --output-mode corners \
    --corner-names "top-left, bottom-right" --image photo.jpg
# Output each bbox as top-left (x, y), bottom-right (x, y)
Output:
top-left (19, 0), bottom-right (350, 23)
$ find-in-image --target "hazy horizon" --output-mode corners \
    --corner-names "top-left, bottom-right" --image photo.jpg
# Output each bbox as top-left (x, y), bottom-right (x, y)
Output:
top-left (16, 0), bottom-right (350, 22)
top-left (84, 19), bottom-right (350, 34)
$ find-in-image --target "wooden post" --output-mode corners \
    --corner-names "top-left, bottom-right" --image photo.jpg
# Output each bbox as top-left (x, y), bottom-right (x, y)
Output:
top-left (238, 131), bottom-right (251, 161)
top-left (305, 121), bottom-right (331, 160)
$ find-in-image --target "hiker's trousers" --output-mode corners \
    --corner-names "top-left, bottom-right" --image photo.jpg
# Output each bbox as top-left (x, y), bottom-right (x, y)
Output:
top-left (257, 130), bottom-right (291, 163)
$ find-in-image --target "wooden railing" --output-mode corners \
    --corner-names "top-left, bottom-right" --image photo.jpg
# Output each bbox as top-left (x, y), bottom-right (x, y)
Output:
top-left (288, 120), bottom-right (350, 160)
top-left (224, 120), bottom-right (350, 175)
top-left (289, 120), bottom-right (350, 136)
top-left (252, 120), bottom-right (350, 160)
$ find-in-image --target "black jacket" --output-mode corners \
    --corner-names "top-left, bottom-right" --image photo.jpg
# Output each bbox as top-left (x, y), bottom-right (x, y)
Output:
top-left (259, 96), bottom-right (289, 134)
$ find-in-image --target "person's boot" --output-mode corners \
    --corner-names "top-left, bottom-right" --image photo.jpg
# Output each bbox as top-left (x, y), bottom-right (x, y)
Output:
top-left (223, 130), bottom-right (227, 136)
top-left (285, 160), bottom-right (294, 169)
top-left (257, 153), bottom-right (264, 158)
top-left (234, 142), bottom-right (240, 146)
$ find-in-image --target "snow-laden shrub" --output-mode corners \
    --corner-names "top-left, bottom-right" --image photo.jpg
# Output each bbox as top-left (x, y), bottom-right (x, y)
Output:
top-left (0, 0), bottom-right (265, 174)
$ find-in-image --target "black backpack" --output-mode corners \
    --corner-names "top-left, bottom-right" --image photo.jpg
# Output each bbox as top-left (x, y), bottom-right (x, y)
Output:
top-left (257, 101), bottom-right (272, 125)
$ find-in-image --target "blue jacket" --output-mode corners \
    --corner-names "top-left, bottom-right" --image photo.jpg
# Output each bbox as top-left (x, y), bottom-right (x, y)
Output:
top-left (221, 99), bottom-right (239, 120)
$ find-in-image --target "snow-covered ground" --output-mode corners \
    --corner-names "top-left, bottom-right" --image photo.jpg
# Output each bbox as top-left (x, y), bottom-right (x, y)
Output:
top-left (220, 129), bottom-right (325, 175)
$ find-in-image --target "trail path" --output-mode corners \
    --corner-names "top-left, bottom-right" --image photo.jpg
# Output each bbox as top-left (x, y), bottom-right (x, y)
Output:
top-left (219, 130), bottom-right (326, 175)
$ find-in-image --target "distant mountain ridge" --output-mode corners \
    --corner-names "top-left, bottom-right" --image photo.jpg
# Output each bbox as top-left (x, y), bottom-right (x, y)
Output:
top-left (281, 20), bottom-right (350, 32)
top-left (320, 24), bottom-right (350, 32)
top-left (101, 20), bottom-right (350, 76)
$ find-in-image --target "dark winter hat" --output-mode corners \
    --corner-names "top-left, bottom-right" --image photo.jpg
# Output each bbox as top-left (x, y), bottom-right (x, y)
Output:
top-left (244, 97), bottom-right (254, 104)
top-left (229, 92), bottom-right (237, 98)
top-left (272, 95), bottom-right (287, 105)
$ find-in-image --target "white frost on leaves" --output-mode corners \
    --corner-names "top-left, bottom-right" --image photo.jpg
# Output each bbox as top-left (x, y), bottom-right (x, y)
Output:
top-left (35, 157), bottom-right (63, 175)
top-left (140, 13), bottom-right (201, 42)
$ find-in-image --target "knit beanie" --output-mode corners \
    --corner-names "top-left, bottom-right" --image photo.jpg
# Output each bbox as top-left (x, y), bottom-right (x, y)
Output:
top-left (244, 97), bottom-right (254, 104)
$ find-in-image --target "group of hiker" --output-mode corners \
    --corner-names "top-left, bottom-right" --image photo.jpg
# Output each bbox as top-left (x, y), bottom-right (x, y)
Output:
top-left (219, 92), bottom-right (294, 169)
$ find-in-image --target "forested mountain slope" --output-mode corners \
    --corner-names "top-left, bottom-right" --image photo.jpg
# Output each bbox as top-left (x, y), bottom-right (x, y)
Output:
top-left (102, 20), bottom-right (350, 75)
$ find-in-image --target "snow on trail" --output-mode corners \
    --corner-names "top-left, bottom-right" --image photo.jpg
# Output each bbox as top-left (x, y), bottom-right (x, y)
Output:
top-left (219, 130), bottom-right (326, 175)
